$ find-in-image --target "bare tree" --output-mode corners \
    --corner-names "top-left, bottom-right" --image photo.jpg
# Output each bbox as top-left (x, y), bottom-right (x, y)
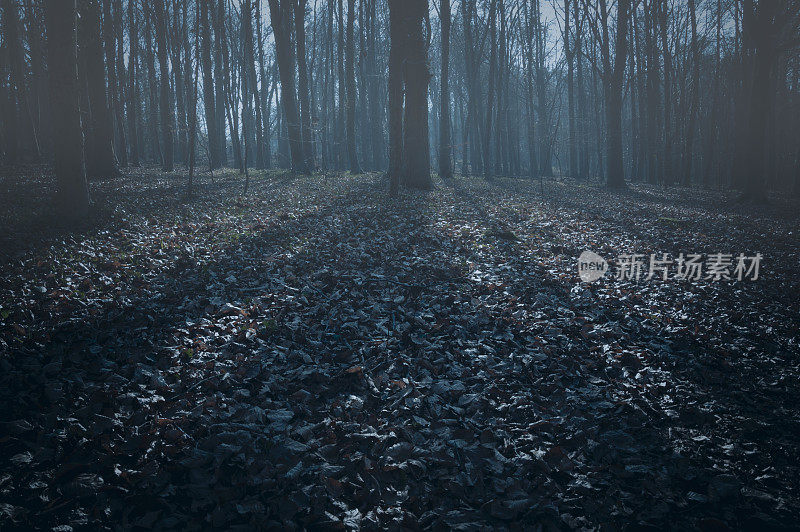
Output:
top-left (45, 0), bottom-right (89, 220)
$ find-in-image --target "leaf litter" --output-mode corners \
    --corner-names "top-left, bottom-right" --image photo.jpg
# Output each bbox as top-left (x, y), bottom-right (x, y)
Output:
top-left (0, 168), bottom-right (799, 530)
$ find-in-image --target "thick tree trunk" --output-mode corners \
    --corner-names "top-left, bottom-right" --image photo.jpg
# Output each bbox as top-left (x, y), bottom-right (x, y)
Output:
top-left (2, 0), bottom-right (39, 162)
top-left (45, 0), bottom-right (89, 221)
top-left (401, 0), bottom-right (432, 190)
top-left (80, 0), bottom-right (120, 179)
top-left (739, 0), bottom-right (776, 203)
top-left (267, 0), bottom-right (309, 174)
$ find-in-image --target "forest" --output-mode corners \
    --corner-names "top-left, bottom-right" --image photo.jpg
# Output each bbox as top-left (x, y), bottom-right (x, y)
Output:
top-left (1, 0), bottom-right (800, 529)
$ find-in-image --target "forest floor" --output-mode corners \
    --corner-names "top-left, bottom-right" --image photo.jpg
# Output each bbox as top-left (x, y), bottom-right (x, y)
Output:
top-left (1, 166), bottom-right (799, 530)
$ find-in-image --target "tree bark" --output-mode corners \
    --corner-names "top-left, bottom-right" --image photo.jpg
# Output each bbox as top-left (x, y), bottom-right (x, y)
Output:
top-left (45, 0), bottom-right (89, 221)
top-left (401, 0), bottom-right (432, 189)
top-left (345, 0), bottom-right (361, 173)
top-left (213, 0), bottom-right (228, 166)
top-left (564, 0), bottom-right (577, 178)
top-left (127, 0), bottom-right (140, 165)
top-left (483, 0), bottom-right (497, 179)
top-left (438, 0), bottom-right (452, 179)
top-left (295, 0), bottom-right (314, 170)
top-left (267, 0), bottom-right (310, 174)
top-left (387, 0), bottom-right (404, 193)
top-left (154, 0), bottom-right (174, 171)
top-left (200, 0), bottom-right (220, 168)
top-left (80, 0), bottom-right (120, 179)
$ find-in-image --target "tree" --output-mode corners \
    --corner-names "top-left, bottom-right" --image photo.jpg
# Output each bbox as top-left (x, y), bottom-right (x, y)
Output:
top-left (735, 0), bottom-right (800, 202)
top-left (387, 0), bottom-right (404, 193)
top-left (102, 0), bottom-right (127, 166)
top-left (200, 0), bottom-right (221, 169)
top-left (127, 0), bottom-right (140, 166)
top-left (267, 0), bottom-right (310, 174)
top-left (295, 0), bottom-right (314, 170)
top-left (188, 0), bottom-right (201, 192)
top-left (439, 0), bottom-right (452, 179)
top-left (345, 0), bottom-right (361, 173)
top-left (154, 0), bottom-right (174, 171)
top-left (44, 0), bottom-right (89, 221)
top-left (78, 0), bottom-right (120, 179)
top-left (682, 0), bottom-right (700, 186)
top-left (3, 0), bottom-right (39, 162)
top-left (399, 0), bottom-right (432, 189)
top-left (583, 0), bottom-right (631, 188)
top-left (213, 0), bottom-right (228, 166)
top-left (563, 0), bottom-right (578, 178)
top-left (484, 0), bottom-right (497, 179)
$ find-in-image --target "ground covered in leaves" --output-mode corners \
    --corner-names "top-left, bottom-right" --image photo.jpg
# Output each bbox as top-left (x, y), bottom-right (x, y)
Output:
top-left (1, 167), bottom-right (799, 530)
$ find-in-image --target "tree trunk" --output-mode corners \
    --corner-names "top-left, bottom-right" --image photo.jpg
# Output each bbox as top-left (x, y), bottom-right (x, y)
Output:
top-left (143, 2), bottom-right (161, 163)
top-left (188, 0), bottom-right (201, 192)
top-left (483, 0), bottom-right (497, 179)
top-left (523, 0), bottom-right (538, 178)
top-left (2, 0), bottom-right (39, 162)
top-left (345, 0), bottom-right (361, 173)
top-left (102, 0), bottom-right (126, 166)
top-left (387, 0), bottom-right (404, 193)
top-left (366, 0), bottom-right (383, 171)
top-left (200, 0), bottom-right (220, 168)
top-left (438, 0), bottom-right (452, 179)
top-left (659, 0), bottom-right (673, 186)
top-left (336, 0), bottom-right (346, 169)
top-left (739, 0), bottom-right (777, 203)
top-left (127, 0), bottom-right (140, 166)
top-left (45, 0), bottom-right (89, 221)
top-left (80, 0), bottom-right (120, 179)
top-left (682, 0), bottom-right (700, 186)
top-left (213, 0), bottom-right (228, 165)
top-left (257, 2), bottom-right (272, 169)
top-left (154, 0), bottom-right (174, 171)
top-left (564, 0), bottom-right (577, 178)
top-left (295, 0), bottom-right (314, 170)
top-left (603, 0), bottom-right (630, 188)
top-left (171, 0), bottom-right (187, 165)
top-left (401, 0), bottom-right (432, 189)
top-left (267, 0), bottom-right (309, 174)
